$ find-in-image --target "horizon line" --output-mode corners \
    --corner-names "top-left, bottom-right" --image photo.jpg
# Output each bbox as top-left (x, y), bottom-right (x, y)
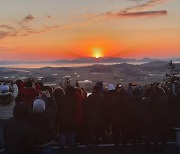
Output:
top-left (0, 57), bottom-right (180, 63)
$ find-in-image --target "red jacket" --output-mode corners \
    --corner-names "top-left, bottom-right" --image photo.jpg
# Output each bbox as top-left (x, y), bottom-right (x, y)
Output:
top-left (18, 87), bottom-right (40, 107)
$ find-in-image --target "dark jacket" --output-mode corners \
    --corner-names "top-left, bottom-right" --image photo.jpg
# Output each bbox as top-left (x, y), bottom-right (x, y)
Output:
top-left (58, 95), bottom-right (77, 132)
top-left (169, 93), bottom-right (180, 127)
top-left (104, 90), bottom-right (117, 123)
top-left (4, 102), bottom-right (35, 154)
top-left (30, 97), bottom-right (57, 147)
top-left (110, 92), bottom-right (130, 130)
top-left (84, 92), bottom-right (105, 129)
top-left (144, 95), bottom-right (167, 139)
top-left (4, 118), bottom-right (35, 154)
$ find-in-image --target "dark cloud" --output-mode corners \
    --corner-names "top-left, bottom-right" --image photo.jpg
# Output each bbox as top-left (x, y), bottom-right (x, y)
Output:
top-left (0, 24), bottom-right (17, 39)
top-left (103, 0), bottom-right (173, 18)
top-left (82, 0), bottom-right (174, 23)
top-left (17, 24), bottom-right (75, 36)
top-left (105, 10), bottom-right (168, 18)
top-left (0, 31), bottom-right (17, 39)
top-left (120, 0), bottom-right (173, 13)
top-left (0, 14), bottom-right (45, 39)
top-left (46, 15), bottom-right (52, 19)
top-left (21, 14), bottom-right (35, 23)
top-left (0, 14), bottom-right (75, 39)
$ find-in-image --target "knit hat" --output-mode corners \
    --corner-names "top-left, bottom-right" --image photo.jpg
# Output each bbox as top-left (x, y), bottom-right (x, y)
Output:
top-left (108, 83), bottom-right (115, 91)
top-left (33, 99), bottom-right (45, 113)
top-left (0, 85), bottom-right (10, 95)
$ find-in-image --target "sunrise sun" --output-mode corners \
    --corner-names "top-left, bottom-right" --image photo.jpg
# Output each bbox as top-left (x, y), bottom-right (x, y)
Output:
top-left (92, 48), bottom-right (103, 58)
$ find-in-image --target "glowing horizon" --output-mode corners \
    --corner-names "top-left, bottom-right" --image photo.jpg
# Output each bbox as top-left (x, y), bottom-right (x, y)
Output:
top-left (0, 0), bottom-right (180, 61)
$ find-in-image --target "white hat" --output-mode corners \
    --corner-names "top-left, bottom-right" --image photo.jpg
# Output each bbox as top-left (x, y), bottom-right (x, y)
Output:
top-left (33, 99), bottom-right (45, 113)
top-left (108, 83), bottom-right (115, 91)
top-left (0, 85), bottom-right (10, 95)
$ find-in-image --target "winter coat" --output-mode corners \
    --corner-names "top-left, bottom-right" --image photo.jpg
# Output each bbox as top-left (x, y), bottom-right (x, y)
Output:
top-left (104, 90), bottom-right (117, 123)
top-left (84, 92), bottom-right (105, 129)
top-left (18, 87), bottom-right (39, 107)
top-left (0, 84), bottom-right (18, 120)
top-left (74, 88), bottom-right (84, 125)
top-left (143, 97), bottom-right (168, 140)
top-left (110, 94), bottom-right (131, 130)
top-left (4, 118), bottom-right (35, 154)
top-left (169, 94), bottom-right (180, 127)
top-left (58, 95), bottom-right (77, 132)
top-left (30, 98), bottom-right (57, 147)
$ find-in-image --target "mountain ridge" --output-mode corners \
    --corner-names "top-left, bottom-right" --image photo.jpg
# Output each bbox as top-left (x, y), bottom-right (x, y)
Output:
top-left (1, 57), bottom-right (178, 65)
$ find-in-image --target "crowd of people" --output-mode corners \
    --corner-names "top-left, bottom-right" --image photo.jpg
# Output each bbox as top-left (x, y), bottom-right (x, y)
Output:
top-left (0, 77), bottom-right (180, 154)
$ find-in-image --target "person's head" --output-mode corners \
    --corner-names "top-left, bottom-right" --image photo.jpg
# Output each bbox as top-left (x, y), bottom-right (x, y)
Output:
top-left (108, 83), bottom-right (115, 91)
top-left (15, 79), bottom-right (24, 89)
top-left (41, 85), bottom-right (53, 97)
top-left (25, 79), bottom-right (33, 88)
top-left (0, 85), bottom-right (10, 96)
top-left (33, 99), bottom-right (45, 114)
top-left (132, 86), bottom-right (142, 97)
top-left (13, 102), bottom-right (28, 119)
top-left (96, 81), bottom-right (103, 92)
top-left (53, 87), bottom-right (65, 100)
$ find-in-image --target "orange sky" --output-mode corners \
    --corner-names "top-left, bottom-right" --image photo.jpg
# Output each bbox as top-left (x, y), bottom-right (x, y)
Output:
top-left (0, 0), bottom-right (180, 61)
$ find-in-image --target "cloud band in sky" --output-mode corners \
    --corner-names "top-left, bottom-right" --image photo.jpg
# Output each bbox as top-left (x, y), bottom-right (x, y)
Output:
top-left (105, 10), bottom-right (168, 18)
top-left (0, 14), bottom-right (75, 39)
top-left (121, 0), bottom-right (174, 13)
top-left (104, 0), bottom-right (173, 18)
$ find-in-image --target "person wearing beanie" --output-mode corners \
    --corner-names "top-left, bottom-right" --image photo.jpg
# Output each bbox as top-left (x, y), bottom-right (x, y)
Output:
top-left (103, 83), bottom-right (117, 141)
top-left (0, 83), bottom-right (18, 150)
top-left (33, 99), bottom-right (45, 114)
top-left (0, 85), bottom-right (10, 95)
top-left (107, 83), bottom-right (115, 91)
top-left (4, 102), bottom-right (35, 154)
top-left (30, 97), bottom-right (57, 154)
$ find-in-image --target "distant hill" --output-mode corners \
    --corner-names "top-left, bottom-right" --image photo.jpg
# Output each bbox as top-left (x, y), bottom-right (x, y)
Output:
top-left (0, 57), bottom-right (159, 65)
top-left (1, 59), bottom-right (179, 84)
top-left (53, 57), bottom-right (159, 64)
top-left (141, 61), bottom-right (168, 67)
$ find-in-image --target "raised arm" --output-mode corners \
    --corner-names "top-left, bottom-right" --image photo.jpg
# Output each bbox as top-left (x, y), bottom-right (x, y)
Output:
top-left (12, 84), bottom-right (19, 99)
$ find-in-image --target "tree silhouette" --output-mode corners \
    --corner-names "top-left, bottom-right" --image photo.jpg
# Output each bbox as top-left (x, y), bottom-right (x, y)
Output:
top-left (166, 60), bottom-right (179, 78)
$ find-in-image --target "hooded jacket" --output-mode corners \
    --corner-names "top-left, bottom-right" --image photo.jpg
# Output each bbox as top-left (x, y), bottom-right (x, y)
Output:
top-left (0, 84), bottom-right (18, 119)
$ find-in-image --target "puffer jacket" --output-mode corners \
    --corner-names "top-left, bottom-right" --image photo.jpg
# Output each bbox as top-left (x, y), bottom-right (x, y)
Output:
top-left (0, 84), bottom-right (18, 119)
